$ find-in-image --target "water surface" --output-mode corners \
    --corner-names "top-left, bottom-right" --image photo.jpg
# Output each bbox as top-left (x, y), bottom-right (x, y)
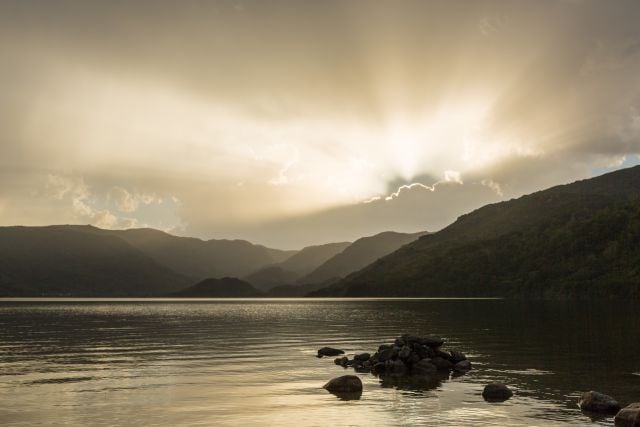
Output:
top-left (1, 299), bottom-right (638, 426)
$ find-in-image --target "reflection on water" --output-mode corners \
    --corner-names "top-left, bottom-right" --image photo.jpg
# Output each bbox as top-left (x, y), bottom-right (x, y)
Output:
top-left (0, 299), bottom-right (639, 426)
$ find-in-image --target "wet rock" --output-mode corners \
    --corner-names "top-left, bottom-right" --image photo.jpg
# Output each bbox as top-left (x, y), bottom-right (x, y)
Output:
top-left (317, 347), bottom-right (344, 357)
top-left (389, 359), bottom-right (406, 374)
top-left (323, 375), bottom-right (363, 400)
top-left (378, 344), bottom-right (392, 352)
top-left (578, 391), bottom-right (621, 414)
top-left (398, 345), bottom-right (411, 360)
top-left (615, 403), bottom-right (640, 427)
top-left (372, 362), bottom-right (386, 374)
top-left (354, 353), bottom-right (370, 362)
top-left (334, 356), bottom-right (348, 366)
top-left (422, 336), bottom-right (445, 348)
top-left (449, 351), bottom-right (467, 364)
top-left (482, 383), bottom-right (513, 402)
top-left (416, 345), bottom-right (434, 359)
top-left (454, 360), bottom-right (472, 372)
top-left (407, 352), bottom-right (421, 365)
top-left (378, 347), bottom-right (396, 362)
top-left (434, 349), bottom-right (452, 360)
top-left (394, 337), bottom-right (406, 347)
top-left (412, 359), bottom-right (437, 375)
top-left (431, 356), bottom-right (454, 371)
top-left (323, 375), bottom-right (363, 393)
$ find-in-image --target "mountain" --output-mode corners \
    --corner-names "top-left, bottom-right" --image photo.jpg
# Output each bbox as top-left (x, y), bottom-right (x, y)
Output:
top-left (169, 277), bottom-right (261, 297)
top-left (312, 166), bottom-right (640, 299)
top-left (0, 225), bottom-right (190, 296)
top-left (275, 242), bottom-right (351, 275)
top-left (299, 231), bottom-right (428, 285)
top-left (110, 228), bottom-right (295, 280)
top-left (243, 266), bottom-right (300, 291)
top-left (0, 225), bottom-right (296, 297)
top-left (242, 241), bottom-right (351, 290)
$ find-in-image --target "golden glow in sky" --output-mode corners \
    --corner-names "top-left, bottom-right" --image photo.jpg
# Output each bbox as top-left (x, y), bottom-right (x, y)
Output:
top-left (1, 0), bottom-right (640, 247)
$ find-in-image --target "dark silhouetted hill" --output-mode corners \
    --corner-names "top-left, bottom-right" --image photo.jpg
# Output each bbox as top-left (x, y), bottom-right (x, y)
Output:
top-left (0, 225), bottom-right (190, 296)
top-left (169, 277), bottom-right (261, 297)
top-left (0, 225), bottom-right (295, 297)
top-left (312, 166), bottom-right (640, 299)
top-left (300, 231), bottom-right (428, 285)
top-left (111, 228), bottom-right (295, 280)
top-left (243, 241), bottom-right (350, 290)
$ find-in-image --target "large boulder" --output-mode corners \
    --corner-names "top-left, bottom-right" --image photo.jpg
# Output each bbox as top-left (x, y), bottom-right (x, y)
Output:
top-left (317, 347), bottom-right (344, 357)
top-left (482, 383), bottom-right (513, 402)
top-left (578, 391), bottom-right (621, 414)
top-left (616, 403), bottom-right (640, 427)
top-left (323, 375), bottom-right (363, 400)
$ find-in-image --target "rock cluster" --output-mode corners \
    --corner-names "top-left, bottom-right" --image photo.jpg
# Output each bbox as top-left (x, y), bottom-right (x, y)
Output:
top-left (328, 334), bottom-right (471, 377)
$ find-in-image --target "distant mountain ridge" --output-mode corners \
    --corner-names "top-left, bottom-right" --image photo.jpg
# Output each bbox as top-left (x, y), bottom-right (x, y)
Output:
top-left (0, 225), bottom-right (190, 296)
top-left (242, 241), bottom-right (351, 290)
top-left (312, 166), bottom-right (640, 299)
top-left (0, 225), bottom-right (294, 297)
top-left (169, 277), bottom-right (262, 298)
top-left (299, 231), bottom-right (429, 285)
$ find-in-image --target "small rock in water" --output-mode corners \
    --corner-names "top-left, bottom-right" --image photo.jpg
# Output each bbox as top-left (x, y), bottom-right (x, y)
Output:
top-left (454, 360), bottom-right (472, 372)
top-left (482, 383), bottom-right (513, 402)
top-left (615, 402), bottom-right (640, 427)
top-left (449, 351), bottom-right (467, 364)
top-left (334, 356), bottom-right (348, 366)
top-left (354, 353), bottom-right (370, 362)
top-left (322, 375), bottom-right (362, 393)
top-left (578, 391), bottom-right (621, 414)
top-left (317, 347), bottom-right (344, 357)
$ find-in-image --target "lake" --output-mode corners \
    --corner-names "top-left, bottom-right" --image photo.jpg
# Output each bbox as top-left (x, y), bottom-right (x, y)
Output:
top-left (0, 299), bottom-right (638, 426)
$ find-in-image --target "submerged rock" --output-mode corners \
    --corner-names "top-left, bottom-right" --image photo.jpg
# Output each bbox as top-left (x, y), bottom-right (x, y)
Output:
top-left (317, 347), bottom-right (344, 357)
top-left (615, 403), bottom-right (640, 427)
top-left (482, 383), bottom-right (513, 402)
top-left (578, 391), bottom-right (621, 414)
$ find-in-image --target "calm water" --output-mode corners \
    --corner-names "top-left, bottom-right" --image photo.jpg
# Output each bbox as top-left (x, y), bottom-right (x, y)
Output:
top-left (0, 299), bottom-right (639, 426)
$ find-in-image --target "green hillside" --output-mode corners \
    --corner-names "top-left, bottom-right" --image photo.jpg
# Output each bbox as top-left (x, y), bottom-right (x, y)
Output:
top-left (312, 166), bottom-right (640, 299)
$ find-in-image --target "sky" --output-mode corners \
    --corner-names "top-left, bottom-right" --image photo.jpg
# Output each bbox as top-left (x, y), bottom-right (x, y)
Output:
top-left (1, 0), bottom-right (640, 249)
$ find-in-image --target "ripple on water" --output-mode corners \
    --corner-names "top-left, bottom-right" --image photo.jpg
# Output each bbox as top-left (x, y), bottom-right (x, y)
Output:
top-left (0, 299), bottom-right (638, 427)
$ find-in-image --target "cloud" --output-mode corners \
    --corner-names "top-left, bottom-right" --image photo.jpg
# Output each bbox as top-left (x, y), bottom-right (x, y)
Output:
top-left (193, 179), bottom-right (503, 248)
top-left (109, 186), bottom-right (161, 213)
top-left (2, 1), bottom-right (640, 247)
